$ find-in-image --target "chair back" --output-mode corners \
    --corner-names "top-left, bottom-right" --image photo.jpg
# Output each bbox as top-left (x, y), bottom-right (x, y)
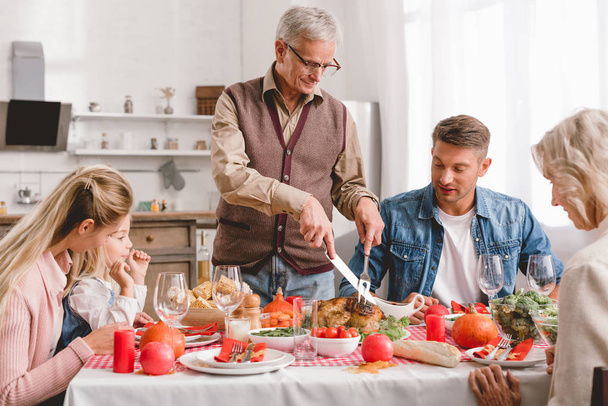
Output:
top-left (592, 366), bottom-right (608, 406)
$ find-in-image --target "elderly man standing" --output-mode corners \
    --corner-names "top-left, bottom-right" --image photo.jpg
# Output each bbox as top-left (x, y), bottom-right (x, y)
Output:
top-left (211, 5), bottom-right (384, 306)
top-left (340, 115), bottom-right (563, 323)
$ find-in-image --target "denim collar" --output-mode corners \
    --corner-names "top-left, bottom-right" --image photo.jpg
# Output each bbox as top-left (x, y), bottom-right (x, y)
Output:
top-left (419, 183), bottom-right (491, 220)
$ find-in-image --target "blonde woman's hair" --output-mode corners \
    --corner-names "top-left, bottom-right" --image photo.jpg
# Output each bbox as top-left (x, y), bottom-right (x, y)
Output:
top-left (532, 108), bottom-right (608, 229)
top-left (64, 246), bottom-right (107, 297)
top-left (0, 165), bottom-right (133, 327)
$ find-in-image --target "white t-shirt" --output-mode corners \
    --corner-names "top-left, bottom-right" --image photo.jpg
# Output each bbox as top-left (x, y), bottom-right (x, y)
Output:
top-left (431, 207), bottom-right (482, 307)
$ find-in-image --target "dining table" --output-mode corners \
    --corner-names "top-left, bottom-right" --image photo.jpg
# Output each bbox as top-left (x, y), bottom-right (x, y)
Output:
top-left (64, 326), bottom-right (552, 406)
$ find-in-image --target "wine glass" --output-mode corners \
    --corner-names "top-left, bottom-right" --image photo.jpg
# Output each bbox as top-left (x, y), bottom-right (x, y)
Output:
top-left (527, 254), bottom-right (556, 296)
top-left (153, 272), bottom-right (189, 363)
top-left (477, 254), bottom-right (505, 302)
top-left (212, 265), bottom-right (246, 342)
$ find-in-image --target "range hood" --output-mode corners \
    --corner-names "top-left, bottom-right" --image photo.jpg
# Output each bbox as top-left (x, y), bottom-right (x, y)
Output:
top-left (0, 100), bottom-right (71, 152)
top-left (0, 42), bottom-right (71, 152)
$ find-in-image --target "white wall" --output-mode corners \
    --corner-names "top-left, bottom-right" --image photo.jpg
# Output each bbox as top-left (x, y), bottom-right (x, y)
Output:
top-left (0, 0), bottom-right (242, 214)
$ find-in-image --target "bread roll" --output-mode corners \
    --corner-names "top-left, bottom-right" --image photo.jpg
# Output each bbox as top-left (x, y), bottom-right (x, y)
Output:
top-left (392, 340), bottom-right (461, 368)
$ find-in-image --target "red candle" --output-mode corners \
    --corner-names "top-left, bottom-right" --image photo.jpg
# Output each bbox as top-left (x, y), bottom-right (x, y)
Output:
top-left (426, 314), bottom-right (446, 342)
top-left (113, 329), bottom-right (135, 373)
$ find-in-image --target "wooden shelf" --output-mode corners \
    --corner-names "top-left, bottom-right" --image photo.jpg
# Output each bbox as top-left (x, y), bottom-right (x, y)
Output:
top-left (72, 112), bottom-right (213, 122)
top-left (70, 149), bottom-right (211, 157)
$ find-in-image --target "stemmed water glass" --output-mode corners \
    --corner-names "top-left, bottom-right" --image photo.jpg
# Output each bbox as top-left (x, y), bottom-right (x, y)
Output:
top-left (153, 272), bottom-right (189, 363)
top-left (477, 254), bottom-right (505, 303)
top-left (212, 265), bottom-right (246, 342)
top-left (526, 254), bottom-right (556, 296)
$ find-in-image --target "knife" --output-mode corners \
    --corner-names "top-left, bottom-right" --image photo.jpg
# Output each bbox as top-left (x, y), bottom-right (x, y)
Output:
top-left (326, 252), bottom-right (376, 304)
top-left (241, 343), bottom-right (256, 363)
top-left (177, 325), bottom-right (214, 334)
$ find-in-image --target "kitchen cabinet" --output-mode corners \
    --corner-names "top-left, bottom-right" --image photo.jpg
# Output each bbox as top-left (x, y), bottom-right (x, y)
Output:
top-left (0, 211), bottom-right (216, 318)
top-left (129, 215), bottom-right (198, 316)
top-left (70, 112), bottom-right (213, 157)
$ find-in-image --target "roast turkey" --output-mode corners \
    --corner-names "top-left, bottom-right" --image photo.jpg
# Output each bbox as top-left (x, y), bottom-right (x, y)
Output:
top-left (317, 297), bottom-right (383, 333)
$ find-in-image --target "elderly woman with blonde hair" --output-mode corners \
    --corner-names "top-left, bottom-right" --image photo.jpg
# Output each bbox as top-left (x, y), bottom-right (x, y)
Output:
top-left (469, 108), bottom-right (608, 406)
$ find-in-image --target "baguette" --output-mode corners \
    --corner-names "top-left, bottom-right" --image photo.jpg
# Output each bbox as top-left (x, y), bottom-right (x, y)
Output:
top-left (392, 340), bottom-right (461, 368)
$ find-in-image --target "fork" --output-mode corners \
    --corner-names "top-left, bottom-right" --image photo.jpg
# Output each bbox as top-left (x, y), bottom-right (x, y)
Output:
top-left (357, 253), bottom-right (371, 304)
top-left (228, 342), bottom-right (243, 363)
top-left (485, 334), bottom-right (512, 360)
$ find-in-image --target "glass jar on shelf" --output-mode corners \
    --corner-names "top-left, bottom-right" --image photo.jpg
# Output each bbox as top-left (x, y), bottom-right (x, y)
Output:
top-left (124, 95), bottom-right (133, 113)
top-left (166, 138), bottom-right (179, 150)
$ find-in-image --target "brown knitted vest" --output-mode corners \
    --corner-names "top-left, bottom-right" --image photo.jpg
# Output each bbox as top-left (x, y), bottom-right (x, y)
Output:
top-left (212, 77), bottom-right (346, 276)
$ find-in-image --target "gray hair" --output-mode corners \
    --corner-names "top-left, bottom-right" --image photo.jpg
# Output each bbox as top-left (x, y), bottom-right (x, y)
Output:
top-left (276, 5), bottom-right (342, 46)
top-left (532, 108), bottom-right (608, 229)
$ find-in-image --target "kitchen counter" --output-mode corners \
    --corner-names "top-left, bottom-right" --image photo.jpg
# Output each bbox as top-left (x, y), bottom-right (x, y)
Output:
top-left (0, 210), bottom-right (217, 315)
top-left (0, 211), bottom-right (217, 228)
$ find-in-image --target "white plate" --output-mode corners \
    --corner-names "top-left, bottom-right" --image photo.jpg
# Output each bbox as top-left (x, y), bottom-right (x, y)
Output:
top-left (135, 331), bottom-right (219, 348)
top-left (185, 332), bottom-right (220, 348)
top-left (195, 347), bottom-right (286, 369)
top-left (465, 346), bottom-right (547, 368)
top-left (135, 326), bottom-right (204, 342)
top-left (181, 351), bottom-right (294, 375)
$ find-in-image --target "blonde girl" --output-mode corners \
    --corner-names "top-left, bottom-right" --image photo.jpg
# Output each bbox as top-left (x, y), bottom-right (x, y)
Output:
top-left (0, 165), bottom-right (133, 405)
top-left (58, 216), bottom-right (154, 351)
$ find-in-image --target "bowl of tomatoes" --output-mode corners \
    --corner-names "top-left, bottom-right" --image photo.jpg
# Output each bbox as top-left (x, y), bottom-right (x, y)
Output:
top-left (310, 326), bottom-right (360, 358)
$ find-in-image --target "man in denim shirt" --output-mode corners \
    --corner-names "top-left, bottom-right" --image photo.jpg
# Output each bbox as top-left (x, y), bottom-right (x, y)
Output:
top-left (340, 115), bottom-right (563, 324)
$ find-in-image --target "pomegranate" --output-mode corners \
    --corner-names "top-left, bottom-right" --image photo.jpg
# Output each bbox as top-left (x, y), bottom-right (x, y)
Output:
top-left (424, 304), bottom-right (450, 324)
top-left (140, 342), bottom-right (174, 375)
top-left (361, 333), bottom-right (394, 362)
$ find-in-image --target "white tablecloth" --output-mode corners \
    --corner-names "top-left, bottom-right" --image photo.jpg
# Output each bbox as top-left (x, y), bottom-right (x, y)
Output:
top-left (65, 361), bottom-right (551, 406)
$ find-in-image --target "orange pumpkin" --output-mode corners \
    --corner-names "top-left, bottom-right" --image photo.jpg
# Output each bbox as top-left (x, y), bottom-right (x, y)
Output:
top-left (139, 320), bottom-right (185, 359)
top-left (451, 304), bottom-right (498, 349)
top-left (262, 287), bottom-right (293, 313)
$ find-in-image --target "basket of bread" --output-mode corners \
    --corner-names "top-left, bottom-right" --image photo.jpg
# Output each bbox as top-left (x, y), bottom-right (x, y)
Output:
top-left (182, 281), bottom-right (225, 330)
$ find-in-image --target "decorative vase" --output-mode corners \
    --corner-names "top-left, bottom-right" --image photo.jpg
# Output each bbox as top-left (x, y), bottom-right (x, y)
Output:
top-left (164, 101), bottom-right (173, 115)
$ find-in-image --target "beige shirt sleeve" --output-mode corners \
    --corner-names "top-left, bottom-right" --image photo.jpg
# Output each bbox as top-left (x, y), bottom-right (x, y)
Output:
top-left (211, 92), bottom-right (311, 220)
top-left (211, 91), bottom-right (378, 221)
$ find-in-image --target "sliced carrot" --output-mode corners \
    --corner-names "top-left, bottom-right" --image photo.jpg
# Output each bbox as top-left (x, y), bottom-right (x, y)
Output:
top-left (270, 318), bottom-right (278, 326)
top-left (278, 313), bottom-right (291, 321)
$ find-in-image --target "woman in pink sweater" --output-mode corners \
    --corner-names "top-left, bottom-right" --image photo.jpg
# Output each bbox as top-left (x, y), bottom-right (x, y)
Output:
top-left (0, 165), bottom-right (133, 406)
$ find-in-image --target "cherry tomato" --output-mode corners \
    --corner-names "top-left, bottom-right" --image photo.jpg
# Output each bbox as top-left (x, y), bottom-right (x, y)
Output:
top-left (339, 330), bottom-right (352, 338)
top-left (325, 327), bottom-right (338, 339)
top-left (317, 327), bottom-right (326, 338)
top-left (311, 327), bottom-right (321, 337)
top-left (337, 326), bottom-right (347, 334)
top-left (348, 328), bottom-right (359, 337)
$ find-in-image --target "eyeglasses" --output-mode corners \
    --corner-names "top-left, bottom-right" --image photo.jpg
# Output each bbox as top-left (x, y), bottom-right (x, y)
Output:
top-left (286, 44), bottom-right (341, 77)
